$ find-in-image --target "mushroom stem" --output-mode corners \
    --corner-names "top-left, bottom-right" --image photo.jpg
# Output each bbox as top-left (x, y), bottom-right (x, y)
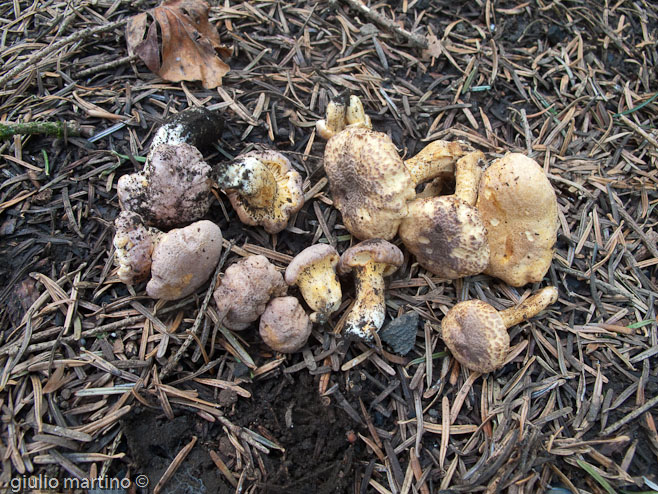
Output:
top-left (216, 156), bottom-right (277, 209)
top-left (454, 151), bottom-right (484, 206)
top-left (316, 96), bottom-right (348, 139)
top-left (344, 263), bottom-right (388, 340)
top-left (499, 286), bottom-right (559, 328)
top-left (404, 140), bottom-right (467, 186)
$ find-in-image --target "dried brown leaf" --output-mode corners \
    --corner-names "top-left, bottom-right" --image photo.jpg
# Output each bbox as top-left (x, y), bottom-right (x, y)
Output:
top-left (126, 0), bottom-right (230, 88)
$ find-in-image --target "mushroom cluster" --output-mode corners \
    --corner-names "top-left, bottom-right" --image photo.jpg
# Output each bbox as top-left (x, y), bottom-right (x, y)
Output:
top-left (109, 94), bottom-right (561, 372)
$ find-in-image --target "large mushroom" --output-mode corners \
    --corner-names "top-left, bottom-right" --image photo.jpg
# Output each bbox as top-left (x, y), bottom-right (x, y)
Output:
top-left (441, 286), bottom-right (558, 373)
top-left (338, 239), bottom-right (404, 343)
top-left (285, 244), bottom-right (342, 323)
top-left (259, 296), bottom-right (313, 353)
top-left (216, 150), bottom-right (304, 234)
top-left (146, 220), bottom-right (223, 300)
top-left (117, 107), bottom-right (222, 229)
top-left (212, 255), bottom-right (288, 330)
top-left (398, 151), bottom-right (489, 279)
top-left (476, 153), bottom-right (558, 286)
top-left (318, 95), bottom-right (467, 240)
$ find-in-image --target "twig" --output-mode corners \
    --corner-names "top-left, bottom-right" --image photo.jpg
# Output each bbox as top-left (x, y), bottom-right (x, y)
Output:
top-left (338, 0), bottom-right (428, 49)
top-left (0, 19), bottom-right (127, 88)
top-left (76, 54), bottom-right (139, 78)
top-left (0, 121), bottom-right (92, 140)
top-left (159, 243), bottom-right (233, 379)
top-left (601, 394), bottom-right (658, 436)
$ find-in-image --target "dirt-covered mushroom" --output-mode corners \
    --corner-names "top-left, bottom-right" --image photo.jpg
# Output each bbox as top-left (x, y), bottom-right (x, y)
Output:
top-left (117, 143), bottom-right (213, 229)
top-left (476, 153), bottom-right (558, 286)
top-left (113, 211), bottom-right (161, 285)
top-left (259, 296), bottom-right (312, 353)
top-left (216, 150), bottom-right (304, 234)
top-left (319, 95), bottom-right (467, 240)
top-left (316, 94), bottom-right (372, 139)
top-left (398, 151), bottom-right (489, 279)
top-left (285, 244), bottom-right (341, 323)
top-left (442, 286), bottom-right (558, 373)
top-left (146, 220), bottom-right (223, 300)
top-left (213, 255), bottom-right (288, 330)
top-left (150, 107), bottom-right (224, 153)
top-left (338, 239), bottom-right (404, 342)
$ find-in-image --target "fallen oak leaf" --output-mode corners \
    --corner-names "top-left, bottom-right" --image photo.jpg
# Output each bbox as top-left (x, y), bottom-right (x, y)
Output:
top-left (126, 0), bottom-right (230, 89)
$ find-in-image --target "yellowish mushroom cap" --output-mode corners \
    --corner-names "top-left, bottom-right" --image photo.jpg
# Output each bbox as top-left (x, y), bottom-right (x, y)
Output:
top-left (476, 153), bottom-right (558, 286)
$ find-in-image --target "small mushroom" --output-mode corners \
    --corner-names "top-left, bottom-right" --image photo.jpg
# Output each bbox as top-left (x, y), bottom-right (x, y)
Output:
top-left (285, 244), bottom-right (342, 323)
top-left (146, 220), bottom-right (223, 300)
top-left (259, 296), bottom-right (312, 353)
top-left (117, 142), bottom-right (213, 229)
top-left (398, 151), bottom-right (489, 279)
top-left (113, 211), bottom-right (161, 285)
top-left (216, 150), bottom-right (304, 234)
top-left (338, 239), bottom-right (404, 342)
top-left (315, 94), bottom-right (372, 139)
top-left (476, 153), bottom-right (559, 286)
top-left (213, 255), bottom-right (288, 330)
top-left (441, 286), bottom-right (559, 373)
top-left (319, 95), bottom-right (467, 240)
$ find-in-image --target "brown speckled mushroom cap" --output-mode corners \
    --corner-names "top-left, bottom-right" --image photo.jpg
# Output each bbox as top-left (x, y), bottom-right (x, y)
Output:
top-left (117, 143), bottom-right (213, 229)
top-left (213, 255), bottom-right (288, 330)
top-left (324, 127), bottom-right (416, 240)
top-left (476, 153), bottom-right (558, 287)
top-left (339, 238), bottom-right (404, 276)
top-left (399, 196), bottom-right (489, 279)
top-left (146, 220), bottom-right (222, 300)
top-left (223, 150), bottom-right (304, 234)
top-left (259, 296), bottom-right (312, 353)
top-left (441, 300), bottom-right (509, 374)
top-left (113, 211), bottom-right (160, 285)
top-left (285, 244), bottom-right (341, 322)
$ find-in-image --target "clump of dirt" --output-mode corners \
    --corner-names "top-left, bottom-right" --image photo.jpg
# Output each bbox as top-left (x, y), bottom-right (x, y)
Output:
top-left (232, 371), bottom-right (360, 494)
top-left (122, 370), bottom-right (363, 494)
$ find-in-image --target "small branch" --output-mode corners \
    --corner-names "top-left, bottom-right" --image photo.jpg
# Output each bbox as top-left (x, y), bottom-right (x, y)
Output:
top-left (338, 0), bottom-right (428, 49)
top-left (76, 54), bottom-right (139, 78)
top-left (0, 121), bottom-right (92, 140)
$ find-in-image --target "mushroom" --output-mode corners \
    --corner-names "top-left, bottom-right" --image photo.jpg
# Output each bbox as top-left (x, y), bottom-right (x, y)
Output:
top-left (113, 211), bottom-right (161, 285)
top-left (319, 95), bottom-right (467, 240)
top-left (146, 220), bottom-right (223, 300)
top-left (476, 153), bottom-right (559, 286)
top-left (441, 286), bottom-right (559, 373)
top-left (338, 239), bottom-right (404, 342)
top-left (216, 150), bottom-right (304, 234)
top-left (285, 244), bottom-right (342, 323)
top-left (117, 142), bottom-right (213, 229)
top-left (259, 296), bottom-right (313, 353)
top-left (315, 94), bottom-right (371, 139)
top-left (398, 151), bottom-right (490, 279)
top-left (150, 107), bottom-right (224, 153)
top-left (213, 255), bottom-right (288, 330)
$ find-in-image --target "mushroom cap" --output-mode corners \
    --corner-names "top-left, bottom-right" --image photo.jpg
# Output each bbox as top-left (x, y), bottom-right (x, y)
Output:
top-left (441, 300), bottom-right (509, 374)
top-left (399, 196), bottom-right (489, 279)
top-left (213, 255), bottom-right (288, 330)
top-left (324, 127), bottom-right (416, 240)
top-left (476, 153), bottom-right (558, 286)
top-left (259, 296), bottom-right (312, 353)
top-left (146, 220), bottom-right (222, 300)
top-left (150, 107), bottom-right (224, 152)
top-left (113, 211), bottom-right (159, 285)
top-left (339, 239), bottom-right (404, 276)
top-left (226, 150), bottom-right (304, 234)
top-left (285, 244), bottom-right (339, 284)
top-left (117, 143), bottom-right (213, 229)
top-left (285, 244), bottom-right (341, 322)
